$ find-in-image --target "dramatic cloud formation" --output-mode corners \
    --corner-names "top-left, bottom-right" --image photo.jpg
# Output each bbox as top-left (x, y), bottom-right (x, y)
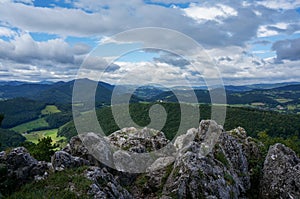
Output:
top-left (0, 0), bottom-right (299, 85)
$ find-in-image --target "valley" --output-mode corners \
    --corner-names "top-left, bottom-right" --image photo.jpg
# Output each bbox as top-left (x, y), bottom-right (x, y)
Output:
top-left (0, 79), bottom-right (299, 153)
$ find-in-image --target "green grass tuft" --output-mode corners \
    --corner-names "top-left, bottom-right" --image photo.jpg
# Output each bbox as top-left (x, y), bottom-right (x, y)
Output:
top-left (7, 167), bottom-right (92, 199)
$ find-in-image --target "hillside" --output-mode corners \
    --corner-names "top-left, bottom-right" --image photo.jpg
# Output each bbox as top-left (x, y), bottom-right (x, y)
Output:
top-left (0, 128), bottom-right (26, 151)
top-left (58, 103), bottom-right (300, 141)
top-left (0, 98), bottom-right (46, 128)
top-left (0, 79), bottom-right (299, 110)
top-left (150, 84), bottom-right (300, 114)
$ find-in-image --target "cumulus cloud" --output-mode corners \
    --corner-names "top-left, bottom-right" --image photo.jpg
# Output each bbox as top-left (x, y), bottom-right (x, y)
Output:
top-left (0, 33), bottom-right (74, 64)
top-left (73, 43), bottom-right (92, 55)
top-left (183, 3), bottom-right (238, 23)
top-left (153, 53), bottom-right (190, 68)
top-left (256, 0), bottom-right (300, 10)
top-left (0, 26), bottom-right (16, 37)
top-left (0, 0), bottom-right (295, 48)
top-left (0, 0), bottom-right (299, 84)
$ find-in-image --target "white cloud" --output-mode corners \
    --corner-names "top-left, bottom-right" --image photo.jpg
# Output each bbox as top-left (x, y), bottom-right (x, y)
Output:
top-left (0, 26), bottom-right (16, 37)
top-left (183, 3), bottom-right (238, 23)
top-left (256, 0), bottom-right (300, 10)
top-left (257, 23), bottom-right (290, 37)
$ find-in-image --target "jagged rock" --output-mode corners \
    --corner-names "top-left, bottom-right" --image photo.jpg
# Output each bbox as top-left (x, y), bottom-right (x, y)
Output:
top-left (162, 120), bottom-right (251, 199)
top-left (174, 128), bottom-right (197, 152)
top-left (218, 131), bottom-right (251, 187)
top-left (108, 127), bottom-right (169, 152)
top-left (108, 127), bottom-right (172, 173)
top-left (260, 143), bottom-right (300, 198)
top-left (63, 135), bottom-right (102, 166)
top-left (228, 126), bottom-right (247, 139)
top-left (85, 166), bottom-right (133, 199)
top-left (51, 151), bottom-right (90, 171)
top-left (80, 132), bottom-right (115, 169)
top-left (0, 147), bottom-right (51, 194)
top-left (147, 156), bottom-right (175, 172)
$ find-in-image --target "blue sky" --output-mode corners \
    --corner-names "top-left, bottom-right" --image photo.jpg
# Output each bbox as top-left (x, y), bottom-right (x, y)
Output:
top-left (0, 0), bottom-right (299, 85)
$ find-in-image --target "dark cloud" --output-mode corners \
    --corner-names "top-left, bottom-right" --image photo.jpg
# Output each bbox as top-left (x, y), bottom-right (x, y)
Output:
top-left (105, 63), bottom-right (121, 72)
top-left (218, 56), bottom-right (233, 62)
top-left (154, 53), bottom-right (190, 67)
top-left (252, 60), bottom-right (262, 66)
top-left (272, 38), bottom-right (300, 61)
top-left (252, 40), bottom-right (271, 45)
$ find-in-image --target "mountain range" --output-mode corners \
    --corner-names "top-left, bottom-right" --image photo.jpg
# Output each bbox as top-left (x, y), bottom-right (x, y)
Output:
top-left (1, 79), bottom-right (299, 114)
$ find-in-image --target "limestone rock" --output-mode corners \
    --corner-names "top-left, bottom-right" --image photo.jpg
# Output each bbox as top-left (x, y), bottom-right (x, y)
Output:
top-left (85, 166), bottom-right (133, 199)
top-left (108, 127), bottom-right (169, 153)
top-left (80, 132), bottom-right (115, 169)
top-left (260, 143), bottom-right (300, 198)
top-left (0, 147), bottom-right (50, 195)
top-left (51, 150), bottom-right (89, 171)
top-left (162, 120), bottom-right (250, 199)
top-left (64, 135), bottom-right (101, 166)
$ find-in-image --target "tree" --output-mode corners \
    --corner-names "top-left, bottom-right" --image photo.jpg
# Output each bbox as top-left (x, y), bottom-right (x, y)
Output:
top-left (25, 137), bottom-right (58, 162)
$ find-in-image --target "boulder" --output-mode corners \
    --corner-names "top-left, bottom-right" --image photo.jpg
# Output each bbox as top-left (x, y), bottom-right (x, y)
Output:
top-left (85, 166), bottom-right (133, 199)
top-left (108, 127), bottom-right (169, 152)
top-left (162, 120), bottom-right (250, 199)
top-left (260, 143), bottom-right (300, 198)
top-left (0, 147), bottom-right (50, 195)
top-left (64, 135), bottom-right (102, 166)
top-left (51, 151), bottom-right (89, 171)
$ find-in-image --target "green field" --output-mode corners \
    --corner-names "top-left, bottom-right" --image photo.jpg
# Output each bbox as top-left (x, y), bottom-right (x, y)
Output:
top-left (11, 118), bottom-right (49, 133)
top-left (41, 105), bottom-right (61, 115)
top-left (23, 129), bottom-right (67, 146)
top-left (251, 102), bottom-right (265, 106)
top-left (275, 98), bottom-right (293, 103)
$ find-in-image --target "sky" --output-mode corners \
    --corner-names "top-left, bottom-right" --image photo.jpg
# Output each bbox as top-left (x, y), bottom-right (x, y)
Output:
top-left (0, 0), bottom-right (300, 86)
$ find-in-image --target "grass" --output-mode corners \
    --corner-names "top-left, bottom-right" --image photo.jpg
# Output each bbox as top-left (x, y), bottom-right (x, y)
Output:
top-left (251, 102), bottom-right (265, 106)
top-left (215, 150), bottom-right (229, 167)
top-left (41, 105), bottom-right (61, 115)
top-left (11, 118), bottom-right (49, 134)
top-left (7, 167), bottom-right (92, 199)
top-left (224, 172), bottom-right (235, 185)
top-left (23, 129), bottom-right (66, 146)
top-left (287, 105), bottom-right (296, 111)
top-left (275, 98), bottom-right (292, 103)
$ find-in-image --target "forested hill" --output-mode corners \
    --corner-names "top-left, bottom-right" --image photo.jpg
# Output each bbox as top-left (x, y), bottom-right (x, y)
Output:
top-left (0, 98), bottom-right (46, 128)
top-left (0, 79), bottom-right (118, 104)
top-left (58, 103), bottom-right (300, 141)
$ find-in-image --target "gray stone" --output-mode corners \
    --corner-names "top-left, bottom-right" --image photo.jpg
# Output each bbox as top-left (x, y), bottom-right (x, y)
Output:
top-left (85, 166), bottom-right (133, 199)
top-left (1, 147), bottom-right (50, 189)
top-left (260, 143), bottom-right (300, 198)
top-left (64, 135), bottom-right (101, 166)
top-left (162, 120), bottom-right (250, 199)
top-left (51, 151), bottom-right (89, 171)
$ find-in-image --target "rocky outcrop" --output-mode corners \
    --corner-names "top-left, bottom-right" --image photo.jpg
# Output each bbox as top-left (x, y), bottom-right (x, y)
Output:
top-left (0, 147), bottom-right (51, 195)
top-left (51, 150), bottom-right (90, 171)
top-left (108, 127), bottom-right (169, 153)
top-left (85, 166), bottom-right (133, 199)
top-left (2, 120), bottom-right (300, 199)
top-left (63, 135), bottom-right (102, 166)
top-left (5, 147), bottom-right (50, 181)
top-left (260, 143), bottom-right (300, 198)
top-left (161, 120), bottom-right (251, 199)
top-left (108, 127), bottom-right (171, 173)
